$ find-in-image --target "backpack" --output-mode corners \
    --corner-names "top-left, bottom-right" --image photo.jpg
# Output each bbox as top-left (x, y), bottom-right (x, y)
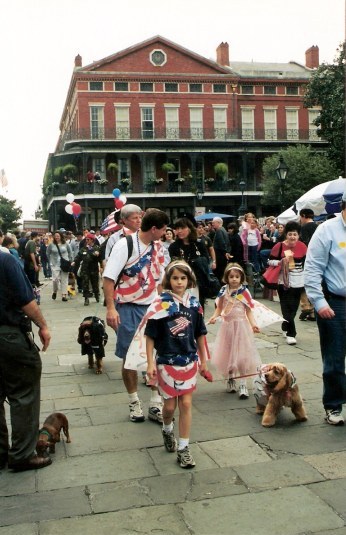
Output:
top-left (115, 234), bottom-right (133, 288)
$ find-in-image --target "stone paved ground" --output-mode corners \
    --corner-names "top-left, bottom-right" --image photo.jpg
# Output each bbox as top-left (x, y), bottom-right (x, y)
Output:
top-left (0, 280), bottom-right (345, 534)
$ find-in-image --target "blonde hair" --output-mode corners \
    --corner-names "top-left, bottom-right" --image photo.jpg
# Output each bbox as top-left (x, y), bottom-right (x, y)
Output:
top-left (222, 262), bottom-right (247, 284)
top-left (162, 260), bottom-right (197, 290)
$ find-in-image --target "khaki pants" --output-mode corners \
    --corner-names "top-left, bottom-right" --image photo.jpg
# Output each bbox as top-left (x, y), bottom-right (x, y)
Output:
top-left (300, 289), bottom-right (315, 316)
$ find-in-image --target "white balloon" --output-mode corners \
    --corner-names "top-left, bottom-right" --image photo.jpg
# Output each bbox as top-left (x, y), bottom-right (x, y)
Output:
top-left (65, 204), bottom-right (74, 215)
top-left (66, 193), bottom-right (75, 203)
top-left (119, 194), bottom-right (127, 204)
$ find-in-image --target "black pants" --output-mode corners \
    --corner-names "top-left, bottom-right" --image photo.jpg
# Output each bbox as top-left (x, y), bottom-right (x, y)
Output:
top-left (214, 250), bottom-right (227, 283)
top-left (0, 326), bottom-right (42, 464)
top-left (277, 285), bottom-right (303, 337)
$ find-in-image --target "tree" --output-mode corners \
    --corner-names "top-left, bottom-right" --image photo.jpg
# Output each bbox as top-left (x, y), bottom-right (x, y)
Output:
top-left (0, 195), bottom-right (22, 232)
top-left (261, 146), bottom-right (338, 210)
top-left (304, 43), bottom-right (345, 173)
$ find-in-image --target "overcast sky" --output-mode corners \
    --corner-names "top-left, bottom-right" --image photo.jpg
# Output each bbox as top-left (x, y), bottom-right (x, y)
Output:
top-left (0, 0), bottom-right (344, 220)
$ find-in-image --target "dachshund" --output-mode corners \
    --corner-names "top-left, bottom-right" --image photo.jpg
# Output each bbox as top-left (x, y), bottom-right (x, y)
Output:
top-left (36, 412), bottom-right (71, 455)
top-left (77, 316), bottom-right (108, 374)
top-left (253, 363), bottom-right (308, 427)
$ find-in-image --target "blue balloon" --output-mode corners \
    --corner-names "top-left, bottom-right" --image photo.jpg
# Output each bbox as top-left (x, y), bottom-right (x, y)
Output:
top-left (113, 188), bottom-right (121, 198)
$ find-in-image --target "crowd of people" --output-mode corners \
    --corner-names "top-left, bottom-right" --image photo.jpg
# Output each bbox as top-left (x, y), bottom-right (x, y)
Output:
top-left (0, 195), bottom-right (345, 473)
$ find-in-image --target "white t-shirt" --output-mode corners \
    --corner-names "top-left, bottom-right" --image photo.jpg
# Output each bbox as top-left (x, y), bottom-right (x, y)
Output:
top-left (103, 233), bottom-right (166, 305)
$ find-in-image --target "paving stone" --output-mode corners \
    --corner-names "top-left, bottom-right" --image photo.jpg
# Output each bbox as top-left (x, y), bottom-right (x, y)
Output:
top-left (40, 383), bottom-right (83, 401)
top-left (308, 479), bottom-right (346, 521)
top-left (198, 436), bottom-right (272, 467)
top-left (80, 380), bottom-right (124, 396)
top-left (0, 524), bottom-right (37, 534)
top-left (0, 469), bottom-right (36, 497)
top-left (188, 467), bottom-right (248, 500)
top-left (252, 424), bottom-right (346, 456)
top-left (0, 486), bottom-right (90, 526)
top-left (39, 505), bottom-right (190, 535)
top-left (235, 457), bottom-right (325, 490)
top-left (304, 451), bottom-right (346, 479)
top-left (89, 479), bottom-right (153, 513)
top-left (180, 486), bottom-right (344, 535)
top-left (37, 450), bottom-right (158, 492)
top-left (139, 472), bottom-right (192, 504)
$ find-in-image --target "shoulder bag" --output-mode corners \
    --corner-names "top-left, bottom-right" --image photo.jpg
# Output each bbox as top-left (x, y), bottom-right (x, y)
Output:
top-left (56, 244), bottom-right (71, 273)
top-left (261, 243), bottom-right (283, 290)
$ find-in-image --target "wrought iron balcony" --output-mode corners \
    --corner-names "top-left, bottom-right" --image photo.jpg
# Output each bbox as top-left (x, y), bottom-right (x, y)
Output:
top-left (58, 126), bottom-right (323, 150)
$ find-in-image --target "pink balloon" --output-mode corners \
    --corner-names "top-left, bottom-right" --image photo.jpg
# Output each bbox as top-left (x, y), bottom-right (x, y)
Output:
top-left (65, 204), bottom-right (74, 215)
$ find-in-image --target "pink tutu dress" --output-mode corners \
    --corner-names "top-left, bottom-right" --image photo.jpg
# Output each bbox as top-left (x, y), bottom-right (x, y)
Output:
top-left (212, 289), bottom-right (261, 379)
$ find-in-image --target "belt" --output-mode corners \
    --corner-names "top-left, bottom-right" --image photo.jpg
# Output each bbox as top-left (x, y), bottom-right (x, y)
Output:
top-left (0, 324), bottom-right (21, 331)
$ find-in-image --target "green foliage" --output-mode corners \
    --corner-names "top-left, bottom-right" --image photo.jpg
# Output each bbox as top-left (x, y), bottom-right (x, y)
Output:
top-left (63, 164), bottom-right (78, 179)
top-left (0, 195), bottom-right (22, 233)
top-left (162, 162), bottom-right (175, 173)
top-left (304, 43), bottom-right (345, 173)
top-left (53, 166), bottom-right (64, 182)
top-left (261, 146), bottom-right (338, 209)
top-left (214, 162), bottom-right (228, 179)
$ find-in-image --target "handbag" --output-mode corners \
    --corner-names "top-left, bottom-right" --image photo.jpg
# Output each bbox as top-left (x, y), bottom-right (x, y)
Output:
top-left (56, 245), bottom-right (71, 273)
top-left (261, 243), bottom-right (283, 290)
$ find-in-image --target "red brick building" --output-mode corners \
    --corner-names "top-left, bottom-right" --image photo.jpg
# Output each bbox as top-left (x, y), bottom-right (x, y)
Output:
top-left (45, 36), bottom-right (326, 230)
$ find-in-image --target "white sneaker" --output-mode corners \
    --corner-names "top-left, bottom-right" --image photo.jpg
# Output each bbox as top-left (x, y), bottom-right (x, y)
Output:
top-left (325, 409), bottom-right (344, 426)
top-left (148, 402), bottom-right (163, 424)
top-left (286, 336), bottom-right (297, 345)
top-left (129, 400), bottom-right (145, 422)
top-left (226, 378), bottom-right (237, 393)
top-left (238, 384), bottom-right (249, 399)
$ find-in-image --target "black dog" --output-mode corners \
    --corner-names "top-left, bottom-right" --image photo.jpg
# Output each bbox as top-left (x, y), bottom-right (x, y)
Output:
top-left (77, 316), bottom-right (108, 374)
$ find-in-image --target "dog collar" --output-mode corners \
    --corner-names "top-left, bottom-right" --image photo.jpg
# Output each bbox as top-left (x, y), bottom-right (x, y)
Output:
top-left (39, 429), bottom-right (52, 439)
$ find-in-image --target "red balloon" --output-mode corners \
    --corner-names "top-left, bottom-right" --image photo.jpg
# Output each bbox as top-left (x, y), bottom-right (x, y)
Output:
top-left (115, 199), bottom-right (124, 209)
top-left (72, 202), bottom-right (82, 215)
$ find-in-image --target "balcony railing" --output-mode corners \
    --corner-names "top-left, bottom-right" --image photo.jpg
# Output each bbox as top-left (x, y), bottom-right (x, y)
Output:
top-left (45, 178), bottom-right (260, 202)
top-left (58, 126), bottom-right (322, 150)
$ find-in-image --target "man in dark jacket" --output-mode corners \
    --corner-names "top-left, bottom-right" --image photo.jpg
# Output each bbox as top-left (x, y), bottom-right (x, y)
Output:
top-left (0, 251), bottom-right (52, 471)
top-left (212, 217), bottom-right (231, 282)
top-left (299, 208), bottom-right (318, 321)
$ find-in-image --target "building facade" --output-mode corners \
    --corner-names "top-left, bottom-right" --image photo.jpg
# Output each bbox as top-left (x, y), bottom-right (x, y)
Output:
top-left (44, 36), bottom-right (326, 230)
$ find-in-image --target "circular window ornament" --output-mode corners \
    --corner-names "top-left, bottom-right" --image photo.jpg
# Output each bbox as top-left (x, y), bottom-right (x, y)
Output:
top-left (150, 49), bottom-right (167, 67)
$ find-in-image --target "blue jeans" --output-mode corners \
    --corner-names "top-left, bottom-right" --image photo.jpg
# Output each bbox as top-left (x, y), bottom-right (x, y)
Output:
top-left (248, 246), bottom-right (260, 273)
top-left (317, 295), bottom-right (346, 411)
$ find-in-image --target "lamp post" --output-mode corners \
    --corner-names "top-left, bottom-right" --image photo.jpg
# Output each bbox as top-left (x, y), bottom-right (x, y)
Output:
top-left (238, 180), bottom-right (246, 216)
top-left (275, 155), bottom-right (289, 211)
top-left (194, 189), bottom-right (204, 216)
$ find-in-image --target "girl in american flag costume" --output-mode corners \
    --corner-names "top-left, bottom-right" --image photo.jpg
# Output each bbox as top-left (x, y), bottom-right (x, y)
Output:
top-left (145, 260), bottom-right (209, 469)
top-left (208, 263), bottom-right (262, 399)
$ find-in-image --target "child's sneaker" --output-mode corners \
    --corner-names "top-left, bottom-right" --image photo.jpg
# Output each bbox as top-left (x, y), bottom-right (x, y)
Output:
top-left (226, 378), bottom-right (237, 393)
top-left (177, 446), bottom-right (196, 469)
top-left (238, 384), bottom-right (249, 399)
top-left (129, 400), bottom-right (145, 422)
top-left (325, 409), bottom-right (344, 426)
top-left (162, 428), bottom-right (177, 452)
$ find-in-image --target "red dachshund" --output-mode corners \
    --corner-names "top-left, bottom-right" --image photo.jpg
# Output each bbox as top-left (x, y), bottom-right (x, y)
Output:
top-left (36, 412), bottom-right (71, 455)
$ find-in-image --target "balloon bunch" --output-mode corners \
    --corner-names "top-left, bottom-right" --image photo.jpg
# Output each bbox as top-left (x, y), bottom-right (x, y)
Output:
top-left (65, 193), bottom-right (82, 217)
top-left (112, 188), bottom-right (127, 210)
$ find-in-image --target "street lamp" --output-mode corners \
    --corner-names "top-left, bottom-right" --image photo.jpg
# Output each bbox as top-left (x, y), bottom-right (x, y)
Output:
top-left (238, 180), bottom-right (246, 216)
top-left (196, 190), bottom-right (204, 204)
top-left (275, 155), bottom-right (289, 211)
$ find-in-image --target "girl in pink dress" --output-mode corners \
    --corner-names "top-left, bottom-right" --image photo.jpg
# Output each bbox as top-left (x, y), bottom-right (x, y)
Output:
top-left (208, 263), bottom-right (261, 399)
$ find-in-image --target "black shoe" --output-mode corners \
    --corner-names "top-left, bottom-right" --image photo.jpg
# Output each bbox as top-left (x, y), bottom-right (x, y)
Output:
top-left (299, 311), bottom-right (310, 321)
top-left (95, 296), bottom-right (100, 303)
top-left (84, 298), bottom-right (89, 306)
top-left (8, 455), bottom-right (52, 472)
top-left (0, 455), bottom-right (7, 470)
top-left (62, 296), bottom-right (68, 302)
top-left (52, 292), bottom-right (57, 300)
top-left (306, 315), bottom-right (316, 321)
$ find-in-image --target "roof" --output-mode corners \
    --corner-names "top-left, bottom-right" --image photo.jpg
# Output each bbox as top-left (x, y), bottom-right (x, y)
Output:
top-left (228, 61), bottom-right (312, 79)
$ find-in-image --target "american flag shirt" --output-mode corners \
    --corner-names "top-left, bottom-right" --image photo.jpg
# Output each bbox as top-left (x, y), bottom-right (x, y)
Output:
top-left (144, 291), bottom-right (207, 366)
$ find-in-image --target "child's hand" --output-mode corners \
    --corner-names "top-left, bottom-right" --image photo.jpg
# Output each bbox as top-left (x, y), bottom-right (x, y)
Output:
top-left (207, 317), bottom-right (217, 324)
top-left (252, 325), bottom-right (260, 333)
top-left (146, 365), bottom-right (157, 380)
top-left (199, 363), bottom-right (213, 382)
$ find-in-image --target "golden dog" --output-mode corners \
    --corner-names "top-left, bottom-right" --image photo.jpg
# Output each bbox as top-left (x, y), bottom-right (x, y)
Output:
top-left (253, 363), bottom-right (308, 427)
top-left (36, 412), bottom-right (71, 455)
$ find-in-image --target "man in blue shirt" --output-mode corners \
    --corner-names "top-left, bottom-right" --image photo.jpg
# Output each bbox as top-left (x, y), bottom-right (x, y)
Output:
top-left (304, 192), bottom-right (346, 425)
top-left (0, 251), bottom-right (52, 471)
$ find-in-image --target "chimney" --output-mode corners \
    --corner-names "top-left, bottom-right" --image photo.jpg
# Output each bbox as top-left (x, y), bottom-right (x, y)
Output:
top-left (216, 42), bottom-right (230, 66)
top-left (305, 46), bottom-right (319, 69)
top-left (74, 54), bottom-right (82, 68)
